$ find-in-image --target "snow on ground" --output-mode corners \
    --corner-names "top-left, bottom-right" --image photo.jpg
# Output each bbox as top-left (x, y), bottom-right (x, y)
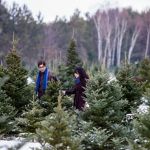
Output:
top-left (137, 97), bottom-right (149, 114)
top-left (0, 139), bottom-right (42, 150)
top-left (27, 77), bottom-right (35, 85)
top-left (108, 73), bottom-right (117, 83)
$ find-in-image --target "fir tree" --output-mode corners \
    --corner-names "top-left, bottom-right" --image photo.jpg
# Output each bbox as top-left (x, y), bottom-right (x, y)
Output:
top-left (83, 71), bottom-right (129, 149)
top-left (16, 95), bottom-right (44, 134)
top-left (36, 93), bottom-right (82, 150)
top-left (138, 58), bottom-right (150, 89)
top-left (40, 80), bottom-right (61, 115)
top-left (128, 88), bottom-right (150, 150)
top-left (84, 72), bottom-right (127, 127)
top-left (66, 39), bottom-right (82, 76)
top-left (116, 63), bottom-right (143, 113)
top-left (0, 65), bottom-right (5, 77)
top-left (58, 39), bottom-right (82, 89)
top-left (2, 35), bottom-right (29, 113)
top-left (81, 127), bottom-right (112, 150)
top-left (0, 77), bottom-right (16, 136)
top-left (129, 110), bottom-right (150, 149)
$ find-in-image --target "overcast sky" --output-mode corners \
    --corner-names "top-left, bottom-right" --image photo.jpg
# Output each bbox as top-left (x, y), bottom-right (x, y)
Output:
top-left (5, 0), bottom-right (150, 23)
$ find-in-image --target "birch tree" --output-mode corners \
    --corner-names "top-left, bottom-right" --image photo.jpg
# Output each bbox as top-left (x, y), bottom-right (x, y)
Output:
top-left (128, 26), bottom-right (140, 63)
top-left (93, 10), bottom-right (103, 64)
top-left (116, 19), bottom-right (127, 67)
top-left (145, 25), bottom-right (150, 58)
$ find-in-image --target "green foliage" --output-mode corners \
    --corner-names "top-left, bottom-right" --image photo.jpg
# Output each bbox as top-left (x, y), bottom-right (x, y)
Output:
top-left (82, 127), bottom-right (112, 150)
top-left (129, 111), bottom-right (150, 150)
top-left (36, 94), bottom-right (82, 150)
top-left (2, 46), bottom-right (30, 113)
top-left (138, 58), bottom-right (150, 89)
top-left (16, 96), bottom-right (44, 134)
top-left (0, 77), bottom-right (16, 136)
top-left (40, 81), bottom-right (60, 115)
top-left (0, 65), bottom-right (5, 77)
top-left (66, 39), bottom-right (82, 75)
top-left (139, 58), bottom-right (150, 82)
top-left (30, 66), bottom-right (38, 78)
top-left (0, 115), bottom-right (14, 137)
top-left (126, 87), bottom-right (150, 150)
top-left (84, 72), bottom-right (127, 128)
top-left (82, 71), bottom-right (129, 149)
top-left (58, 39), bottom-right (83, 89)
top-left (57, 65), bottom-right (74, 89)
top-left (116, 63), bottom-right (143, 113)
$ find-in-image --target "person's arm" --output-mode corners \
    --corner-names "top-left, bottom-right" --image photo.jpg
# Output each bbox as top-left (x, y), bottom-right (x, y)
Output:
top-left (65, 87), bottom-right (76, 95)
top-left (63, 83), bottom-right (81, 95)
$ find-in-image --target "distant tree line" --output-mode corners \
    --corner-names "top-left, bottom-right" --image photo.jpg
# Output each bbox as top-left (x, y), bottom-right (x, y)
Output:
top-left (0, 0), bottom-right (150, 69)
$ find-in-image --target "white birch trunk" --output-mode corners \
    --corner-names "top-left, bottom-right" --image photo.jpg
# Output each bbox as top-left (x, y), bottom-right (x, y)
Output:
top-left (116, 20), bottom-right (127, 67)
top-left (128, 26), bottom-right (140, 63)
top-left (145, 27), bottom-right (150, 58)
top-left (111, 17), bottom-right (118, 66)
top-left (93, 12), bottom-right (102, 64)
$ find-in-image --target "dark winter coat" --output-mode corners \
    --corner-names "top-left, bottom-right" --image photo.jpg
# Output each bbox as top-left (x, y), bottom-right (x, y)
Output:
top-left (65, 79), bottom-right (87, 111)
top-left (36, 69), bottom-right (57, 98)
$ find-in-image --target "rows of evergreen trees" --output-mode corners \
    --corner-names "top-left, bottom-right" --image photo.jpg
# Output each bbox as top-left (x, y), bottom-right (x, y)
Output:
top-left (1, 0), bottom-right (150, 69)
top-left (1, 34), bottom-right (150, 149)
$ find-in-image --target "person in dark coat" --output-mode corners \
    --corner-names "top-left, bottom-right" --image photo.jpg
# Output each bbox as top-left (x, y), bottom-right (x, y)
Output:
top-left (62, 67), bottom-right (89, 111)
top-left (35, 60), bottom-right (57, 98)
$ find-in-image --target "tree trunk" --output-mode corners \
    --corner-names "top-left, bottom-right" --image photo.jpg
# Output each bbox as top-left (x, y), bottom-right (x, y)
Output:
top-left (116, 20), bottom-right (127, 67)
top-left (128, 26), bottom-right (140, 63)
top-left (93, 12), bottom-right (102, 64)
top-left (145, 27), bottom-right (150, 58)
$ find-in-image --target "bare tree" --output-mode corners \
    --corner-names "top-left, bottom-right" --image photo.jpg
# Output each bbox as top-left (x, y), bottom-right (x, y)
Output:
top-left (111, 16), bottom-right (119, 67)
top-left (116, 19), bottom-right (127, 67)
top-left (145, 26), bottom-right (150, 58)
top-left (102, 13), bottom-right (112, 69)
top-left (93, 10), bottom-right (103, 64)
top-left (128, 26), bottom-right (140, 63)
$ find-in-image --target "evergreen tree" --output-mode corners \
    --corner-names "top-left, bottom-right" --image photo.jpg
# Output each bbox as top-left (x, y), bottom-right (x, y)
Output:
top-left (0, 65), bottom-right (5, 77)
top-left (66, 39), bottom-right (82, 75)
top-left (16, 95), bottom-right (44, 134)
top-left (0, 77), bottom-right (16, 136)
top-left (128, 87), bottom-right (150, 150)
top-left (83, 71), bottom-right (129, 149)
top-left (58, 39), bottom-right (82, 89)
top-left (129, 113), bottom-right (150, 149)
top-left (81, 127), bottom-right (112, 150)
top-left (2, 36), bottom-right (29, 113)
top-left (138, 58), bottom-right (150, 89)
top-left (116, 63), bottom-right (143, 113)
top-left (36, 93), bottom-right (82, 150)
top-left (40, 80), bottom-right (61, 115)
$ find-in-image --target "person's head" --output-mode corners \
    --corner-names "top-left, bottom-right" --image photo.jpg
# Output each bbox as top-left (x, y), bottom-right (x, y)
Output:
top-left (38, 60), bottom-right (46, 72)
top-left (74, 67), bottom-right (89, 80)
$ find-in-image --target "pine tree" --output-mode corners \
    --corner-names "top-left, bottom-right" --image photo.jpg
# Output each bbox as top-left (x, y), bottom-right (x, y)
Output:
top-left (138, 58), bottom-right (150, 89)
top-left (0, 65), bottom-right (5, 77)
top-left (0, 77), bottom-right (16, 136)
top-left (116, 63), bottom-right (143, 113)
top-left (66, 39), bottom-right (82, 76)
top-left (81, 127), bottom-right (112, 150)
top-left (2, 35), bottom-right (29, 113)
top-left (58, 39), bottom-right (82, 89)
top-left (40, 81), bottom-right (61, 115)
top-left (36, 93), bottom-right (82, 150)
top-left (82, 71), bottom-right (129, 149)
top-left (129, 110), bottom-right (150, 149)
top-left (16, 95), bottom-right (44, 134)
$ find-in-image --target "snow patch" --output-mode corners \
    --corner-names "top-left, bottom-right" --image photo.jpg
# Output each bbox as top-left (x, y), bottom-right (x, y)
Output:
top-left (0, 140), bottom-right (42, 150)
top-left (27, 77), bottom-right (34, 85)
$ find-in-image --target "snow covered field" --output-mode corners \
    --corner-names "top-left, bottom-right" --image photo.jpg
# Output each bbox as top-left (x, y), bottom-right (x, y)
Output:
top-left (0, 139), bottom-right (42, 150)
